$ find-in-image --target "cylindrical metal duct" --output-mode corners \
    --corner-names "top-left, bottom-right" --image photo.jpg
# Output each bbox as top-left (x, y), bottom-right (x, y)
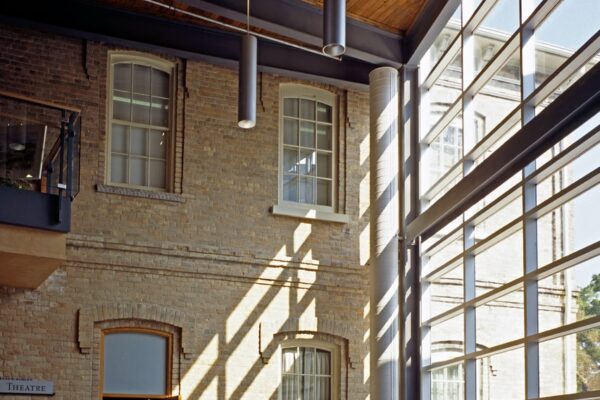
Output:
top-left (369, 66), bottom-right (399, 400)
top-left (238, 34), bottom-right (257, 129)
top-left (323, 0), bottom-right (346, 57)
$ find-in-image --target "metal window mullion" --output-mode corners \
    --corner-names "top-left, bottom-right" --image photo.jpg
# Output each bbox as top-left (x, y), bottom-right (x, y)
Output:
top-left (520, 0), bottom-right (540, 396)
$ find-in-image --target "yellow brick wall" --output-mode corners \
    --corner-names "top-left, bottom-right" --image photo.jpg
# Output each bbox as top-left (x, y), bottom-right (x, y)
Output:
top-left (0, 25), bottom-right (372, 400)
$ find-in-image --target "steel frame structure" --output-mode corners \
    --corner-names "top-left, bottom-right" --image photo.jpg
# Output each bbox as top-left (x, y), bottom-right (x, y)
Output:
top-left (401, 1), bottom-right (600, 400)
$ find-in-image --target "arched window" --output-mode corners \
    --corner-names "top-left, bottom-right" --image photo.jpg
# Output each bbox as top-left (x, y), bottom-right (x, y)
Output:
top-left (101, 328), bottom-right (172, 399)
top-left (280, 340), bottom-right (339, 400)
top-left (107, 53), bottom-right (174, 190)
top-left (279, 84), bottom-right (336, 211)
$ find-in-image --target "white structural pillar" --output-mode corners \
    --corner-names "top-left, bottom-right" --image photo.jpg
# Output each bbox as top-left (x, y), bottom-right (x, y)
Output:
top-left (369, 66), bottom-right (400, 400)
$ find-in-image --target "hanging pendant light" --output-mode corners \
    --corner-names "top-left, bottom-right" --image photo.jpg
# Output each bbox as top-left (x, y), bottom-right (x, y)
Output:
top-left (238, 0), bottom-right (257, 129)
top-left (322, 0), bottom-right (346, 56)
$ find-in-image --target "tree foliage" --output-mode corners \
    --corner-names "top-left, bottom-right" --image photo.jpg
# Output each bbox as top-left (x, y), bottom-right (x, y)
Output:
top-left (576, 273), bottom-right (600, 391)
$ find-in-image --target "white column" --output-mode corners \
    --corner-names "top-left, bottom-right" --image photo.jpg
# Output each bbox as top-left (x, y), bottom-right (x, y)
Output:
top-left (369, 66), bottom-right (400, 400)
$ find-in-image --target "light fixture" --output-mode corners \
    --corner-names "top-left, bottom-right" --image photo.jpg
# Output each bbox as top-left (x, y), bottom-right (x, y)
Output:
top-left (323, 0), bottom-right (346, 57)
top-left (238, 0), bottom-right (257, 129)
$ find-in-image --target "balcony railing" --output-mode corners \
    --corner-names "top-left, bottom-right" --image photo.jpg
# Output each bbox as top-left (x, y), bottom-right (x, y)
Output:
top-left (0, 90), bottom-right (80, 232)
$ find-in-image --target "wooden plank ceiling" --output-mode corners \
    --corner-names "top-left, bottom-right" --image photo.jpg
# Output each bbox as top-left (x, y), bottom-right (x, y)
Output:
top-left (302, 0), bottom-right (427, 34)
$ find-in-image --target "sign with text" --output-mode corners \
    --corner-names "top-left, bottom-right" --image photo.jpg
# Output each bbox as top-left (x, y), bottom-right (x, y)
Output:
top-left (0, 378), bottom-right (54, 395)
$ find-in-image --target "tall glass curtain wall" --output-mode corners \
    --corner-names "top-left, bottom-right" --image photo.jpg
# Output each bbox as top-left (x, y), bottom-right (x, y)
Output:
top-left (416, 0), bottom-right (600, 399)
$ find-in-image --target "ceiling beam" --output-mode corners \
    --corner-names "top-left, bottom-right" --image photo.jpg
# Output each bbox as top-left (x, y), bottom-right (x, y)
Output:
top-left (0, 0), bottom-right (373, 88)
top-left (184, 0), bottom-right (403, 67)
top-left (403, 0), bottom-right (460, 65)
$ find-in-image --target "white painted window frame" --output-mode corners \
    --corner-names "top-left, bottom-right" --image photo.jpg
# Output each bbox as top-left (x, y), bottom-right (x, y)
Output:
top-left (277, 339), bottom-right (340, 400)
top-left (105, 51), bottom-right (176, 192)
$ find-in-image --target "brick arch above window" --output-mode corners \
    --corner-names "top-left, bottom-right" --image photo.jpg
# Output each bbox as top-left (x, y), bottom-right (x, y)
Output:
top-left (77, 303), bottom-right (195, 358)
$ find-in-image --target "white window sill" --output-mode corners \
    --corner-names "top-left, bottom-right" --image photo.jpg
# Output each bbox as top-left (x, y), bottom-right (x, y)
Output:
top-left (271, 204), bottom-right (350, 224)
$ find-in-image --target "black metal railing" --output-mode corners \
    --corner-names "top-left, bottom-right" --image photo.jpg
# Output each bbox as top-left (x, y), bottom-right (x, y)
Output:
top-left (0, 90), bottom-right (81, 232)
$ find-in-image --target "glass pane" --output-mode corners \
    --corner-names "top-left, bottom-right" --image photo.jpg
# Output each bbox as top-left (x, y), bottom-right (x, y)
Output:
top-left (430, 313), bottom-right (464, 363)
top-left (476, 347), bottom-right (524, 400)
top-left (473, 0), bottom-right (519, 75)
top-left (535, 0), bottom-right (600, 88)
top-left (300, 122), bottom-right (315, 148)
top-left (476, 289), bottom-right (524, 348)
top-left (151, 97), bottom-right (169, 127)
top-left (282, 374), bottom-right (296, 400)
top-left (110, 154), bottom-right (127, 184)
top-left (316, 152), bottom-right (331, 178)
top-left (539, 256), bottom-right (600, 332)
top-left (283, 148), bottom-right (298, 174)
top-left (284, 98), bottom-right (299, 117)
top-left (421, 114), bottom-right (462, 195)
top-left (316, 102), bottom-right (332, 123)
top-left (538, 184), bottom-right (600, 267)
top-left (149, 129), bottom-right (167, 159)
top-left (149, 160), bottom-right (166, 188)
top-left (103, 332), bottom-right (167, 395)
top-left (316, 350), bottom-right (330, 375)
top-left (300, 176), bottom-right (314, 204)
top-left (284, 118), bottom-right (299, 145)
top-left (302, 347), bottom-right (314, 374)
top-left (420, 5), bottom-right (461, 77)
top-left (422, 233), bottom-right (463, 275)
top-left (113, 63), bottom-right (131, 91)
top-left (540, 327), bottom-right (600, 396)
top-left (422, 52), bottom-right (462, 135)
top-left (303, 375), bottom-right (314, 399)
top-left (130, 127), bottom-right (147, 156)
top-left (317, 376), bottom-right (330, 400)
top-left (111, 124), bottom-right (128, 153)
top-left (428, 265), bottom-right (464, 318)
top-left (151, 68), bottom-right (169, 98)
top-left (537, 142), bottom-right (600, 203)
top-left (300, 99), bottom-right (315, 120)
top-left (316, 124), bottom-right (332, 150)
top-left (472, 51), bottom-right (520, 143)
top-left (132, 94), bottom-right (151, 124)
top-left (299, 150), bottom-right (315, 176)
top-left (316, 179), bottom-right (332, 206)
top-left (432, 364), bottom-right (464, 400)
top-left (473, 195), bottom-right (522, 240)
top-left (475, 228), bottom-right (523, 296)
top-left (130, 157), bottom-right (147, 186)
top-left (282, 348), bottom-right (297, 373)
top-left (133, 64), bottom-right (151, 94)
top-left (113, 90), bottom-right (131, 121)
top-left (283, 175), bottom-right (298, 202)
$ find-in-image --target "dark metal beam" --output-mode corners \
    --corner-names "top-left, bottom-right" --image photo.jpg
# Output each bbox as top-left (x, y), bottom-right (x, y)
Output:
top-left (403, 0), bottom-right (460, 65)
top-left (407, 61), bottom-right (600, 242)
top-left (185, 0), bottom-right (403, 67)
top-left (0, 0), bottom-right (373, 88)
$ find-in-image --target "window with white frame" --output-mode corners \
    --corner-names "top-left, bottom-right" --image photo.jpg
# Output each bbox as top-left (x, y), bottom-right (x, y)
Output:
top-left (101, 328), bottom-right (173, 399)
top-left (107, 54), bottom-right (173, 190)
top-left (281, 345), bottom-right (334, 400)
top-left (279, 85), bottom-right (336, 210)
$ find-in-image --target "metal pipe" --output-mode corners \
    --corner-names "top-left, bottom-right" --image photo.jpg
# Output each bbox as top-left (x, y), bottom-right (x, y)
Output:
top-left (141, 0), bottom-right (341, 61)
top-left (323, 0), bottom-right (346, 56)
top-left (370, 66), bottom-right (400, 400)
top-left (238, 34), bottom-right (257, 129)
